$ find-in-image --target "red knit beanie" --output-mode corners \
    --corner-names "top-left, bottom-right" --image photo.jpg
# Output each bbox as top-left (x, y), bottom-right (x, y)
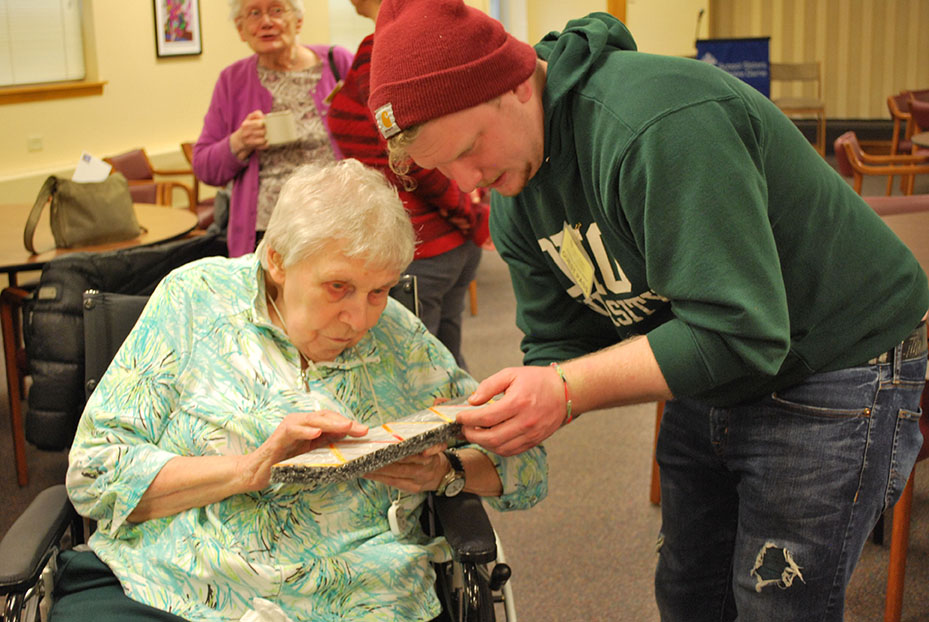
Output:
top-left (368, 0), bottom-right (537, 139)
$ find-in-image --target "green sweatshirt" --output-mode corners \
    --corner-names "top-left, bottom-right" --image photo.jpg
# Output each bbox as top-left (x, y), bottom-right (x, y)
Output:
top-left (490, 13), bottom-right (928, 406)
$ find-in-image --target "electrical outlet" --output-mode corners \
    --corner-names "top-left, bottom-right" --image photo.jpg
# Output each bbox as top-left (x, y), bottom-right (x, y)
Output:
top-left (27, 136), bottom-right (43, 152)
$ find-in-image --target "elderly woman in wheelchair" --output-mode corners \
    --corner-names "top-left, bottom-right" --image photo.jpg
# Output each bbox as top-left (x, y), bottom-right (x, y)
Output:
top-left (57, 159), bottom-right (547, 622)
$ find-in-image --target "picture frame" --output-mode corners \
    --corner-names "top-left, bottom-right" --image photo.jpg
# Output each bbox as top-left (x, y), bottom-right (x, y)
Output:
top-left (153, 0), bottom-right (202, 57)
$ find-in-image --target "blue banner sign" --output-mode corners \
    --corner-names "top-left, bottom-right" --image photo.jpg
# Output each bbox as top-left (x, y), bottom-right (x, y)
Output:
top-left (696, 37), bottom-right (770, 97)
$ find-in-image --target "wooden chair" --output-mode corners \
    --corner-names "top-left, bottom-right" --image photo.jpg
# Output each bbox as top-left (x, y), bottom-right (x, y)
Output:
top-left (179, 142), bottom-right (216, 230)
top-left (887, 93), bottom-right (916, 195)
top-left (908, 88), bottom-right (929, 105)
top-left (770, 61), bottom-right (826, 156)
top-left (838, 132), bottom-right (929, 621)
top-left (901, 96), bottom-right (929, 195)
top-left (103, 148), bottom-right (196, 213)
top-left (885, 90), bottom-right (929, 194)
top-left (907, 97), bottom-right (929, 145)
top-left (1, 286), bottom-right (31, 486)
top-left (468, 280), bottom-right (478, 316)
top-left (649, 401), bottom-right (664, 505)
top-left (884, 370), bottom-right (929, 622)
top-left (833, 131), bottom-right (929, 216)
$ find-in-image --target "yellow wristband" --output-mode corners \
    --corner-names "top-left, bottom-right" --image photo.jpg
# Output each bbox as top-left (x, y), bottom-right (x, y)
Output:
top-left (549, 362), bottom-right (573, 425)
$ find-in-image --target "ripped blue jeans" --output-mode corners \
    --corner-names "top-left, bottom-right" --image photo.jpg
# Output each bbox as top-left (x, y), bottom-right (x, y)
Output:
top-left (655, 343), bottom-right (925, 622)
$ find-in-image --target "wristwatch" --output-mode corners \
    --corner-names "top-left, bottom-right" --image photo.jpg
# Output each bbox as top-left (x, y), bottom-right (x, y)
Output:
top-left (436, 449), bottom-right (466, 497)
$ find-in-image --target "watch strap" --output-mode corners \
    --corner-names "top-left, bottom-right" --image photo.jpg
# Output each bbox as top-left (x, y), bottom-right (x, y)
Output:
top-left (443, 449), bottom-right (464, 473)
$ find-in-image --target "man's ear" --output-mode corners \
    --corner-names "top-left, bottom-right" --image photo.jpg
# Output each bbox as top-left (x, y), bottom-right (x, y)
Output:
top-left (267, 248), bottom-right (286, 285)
top-left (514, 74), bottom-right (534, 104)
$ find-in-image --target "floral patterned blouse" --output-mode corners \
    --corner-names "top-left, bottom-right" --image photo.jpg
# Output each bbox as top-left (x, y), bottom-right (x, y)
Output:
top-left (66, 255), bottom-right (547, 622)
top-left (255, 64), bottom-right (337, 231)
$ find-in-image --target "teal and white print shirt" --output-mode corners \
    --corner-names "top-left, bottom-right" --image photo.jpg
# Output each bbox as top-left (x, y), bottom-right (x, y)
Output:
top-left (67, 255), bottom-right (547, 622)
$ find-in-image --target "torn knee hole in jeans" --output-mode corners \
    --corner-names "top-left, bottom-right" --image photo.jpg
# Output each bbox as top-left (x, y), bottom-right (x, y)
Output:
top-left (751, 541), bottom-right (805, 592)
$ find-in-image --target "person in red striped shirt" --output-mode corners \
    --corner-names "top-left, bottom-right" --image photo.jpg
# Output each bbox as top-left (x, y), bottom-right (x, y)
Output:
top-left (327, 0), bottom-right (487, 369)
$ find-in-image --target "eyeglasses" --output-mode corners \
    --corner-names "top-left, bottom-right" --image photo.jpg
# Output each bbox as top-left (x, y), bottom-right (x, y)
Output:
top-left (239, 4), bottom-right (291, 24)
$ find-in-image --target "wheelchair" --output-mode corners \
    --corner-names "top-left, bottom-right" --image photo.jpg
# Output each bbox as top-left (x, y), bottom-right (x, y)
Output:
top-left (1, 280), bottom-right (516, 622)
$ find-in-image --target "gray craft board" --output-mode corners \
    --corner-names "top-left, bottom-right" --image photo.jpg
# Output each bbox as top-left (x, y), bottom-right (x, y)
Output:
top-left (270, 401), bottom-right (478, 487)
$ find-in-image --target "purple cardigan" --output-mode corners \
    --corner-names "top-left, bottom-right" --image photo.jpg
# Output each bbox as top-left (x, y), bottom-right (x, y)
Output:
top-left (193, 44), bottom-right (352, 256)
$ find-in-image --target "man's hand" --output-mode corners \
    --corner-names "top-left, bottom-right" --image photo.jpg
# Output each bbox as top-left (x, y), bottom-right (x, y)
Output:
top-left (459, 366), bottom-right (567, 456)
top-left (457, 338), bottom-right (673, 458)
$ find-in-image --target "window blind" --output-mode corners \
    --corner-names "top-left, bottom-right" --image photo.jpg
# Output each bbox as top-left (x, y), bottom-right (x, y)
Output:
top-left (0, 0), bottom-right (84, 87)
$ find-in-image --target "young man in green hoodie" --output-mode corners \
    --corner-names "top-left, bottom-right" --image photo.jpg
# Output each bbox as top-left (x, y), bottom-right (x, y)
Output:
top-left (368, 1), bottom-right (928, 619)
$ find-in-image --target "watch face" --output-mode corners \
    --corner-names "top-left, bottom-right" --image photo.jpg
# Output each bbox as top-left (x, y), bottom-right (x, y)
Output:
top-left (444, 476), bottom-right (466, 497)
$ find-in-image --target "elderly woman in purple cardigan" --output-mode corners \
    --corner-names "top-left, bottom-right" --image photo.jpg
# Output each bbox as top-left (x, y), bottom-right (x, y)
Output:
top-left (193, 0), bottom-right (352, 256)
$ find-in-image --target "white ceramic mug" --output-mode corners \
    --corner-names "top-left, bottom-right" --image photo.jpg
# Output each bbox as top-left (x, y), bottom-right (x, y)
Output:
top-left (264, 110), bottom-right (298, 146)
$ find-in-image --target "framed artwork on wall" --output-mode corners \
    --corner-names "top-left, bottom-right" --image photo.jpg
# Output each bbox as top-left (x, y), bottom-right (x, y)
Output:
top-left (153, 0), bottom-right (202, 57)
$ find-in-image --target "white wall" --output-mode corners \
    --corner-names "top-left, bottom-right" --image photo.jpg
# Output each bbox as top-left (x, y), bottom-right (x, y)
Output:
top-left (0, 0), bottom-right (708, 206)
top-left (528, 1), bottom-right (606, 44)
top-left (327, 0), bottom-right (372, 52)
top-left (627, 0), bottom-right (709, 57)
top-left (522, 1), bottom-right (709, 55)
top-left (0, 0), bottom-right (334, 202)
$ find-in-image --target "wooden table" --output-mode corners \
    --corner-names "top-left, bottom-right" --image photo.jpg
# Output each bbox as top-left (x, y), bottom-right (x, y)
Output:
top-left (912, 131), bottom-right (929, 150)
top-left (883, 209), bottom-right (929, 274)
top-left (1, 203), bottom-right (199, 286)
top-left (1, 202), bottom-right (197, 486)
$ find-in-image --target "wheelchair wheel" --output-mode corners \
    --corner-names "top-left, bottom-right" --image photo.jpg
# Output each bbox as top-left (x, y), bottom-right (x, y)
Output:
top-left (436, 561), bottom-right (495, 622)
top-left (462, 563), bottom-right (494, 622)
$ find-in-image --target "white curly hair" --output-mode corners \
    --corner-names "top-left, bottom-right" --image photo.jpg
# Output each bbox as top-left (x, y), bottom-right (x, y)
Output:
top-left (228, 0), bottom-right (305, 21)
top-left (257, 159), bottom-right (415, 273)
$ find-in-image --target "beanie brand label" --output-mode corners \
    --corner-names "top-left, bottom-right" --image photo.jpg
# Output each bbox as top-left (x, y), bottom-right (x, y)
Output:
top-left (375, 103), bottom-right (401, 139)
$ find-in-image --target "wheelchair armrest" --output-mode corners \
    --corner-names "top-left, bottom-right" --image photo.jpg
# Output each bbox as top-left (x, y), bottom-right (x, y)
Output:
top-left (0, 485), bottom-right (80, 595)
top-left (432, 492), bottom-right (497, 564)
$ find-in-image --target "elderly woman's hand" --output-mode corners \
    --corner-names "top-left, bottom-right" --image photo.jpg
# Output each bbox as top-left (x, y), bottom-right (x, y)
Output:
top-left (363, 443), bottom-right (449, 493)
top-left (240, 410), bottom-right (369, 491)
top-left (363, 397), bottom-right (454, 493)
top-left (128, 411), bottom-right (368, 522)
top-left (229, 110), bottom-right (269, 161)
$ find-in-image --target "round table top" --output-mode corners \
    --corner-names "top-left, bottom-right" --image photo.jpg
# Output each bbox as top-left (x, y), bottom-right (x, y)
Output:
top-left (0, 203), bottom-right (199, 277)
top-left (882, 209), bottom-right (929, 275)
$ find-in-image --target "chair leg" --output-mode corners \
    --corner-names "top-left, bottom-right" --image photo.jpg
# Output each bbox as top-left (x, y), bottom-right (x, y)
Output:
top-left (649, 401), bottom-right (664, 505)
top-left (468, 280), bottom-right (478, 316)
top-left (904, 146), bottom-right (920, 195)
top-left (816, 114), bottom-right (826, 157)
top-left (11, 300), bottom-right (25, 396)
top-left (1, 288), bottom-right (29, 487)
top-left (884, 468), bottom-right (915, 622)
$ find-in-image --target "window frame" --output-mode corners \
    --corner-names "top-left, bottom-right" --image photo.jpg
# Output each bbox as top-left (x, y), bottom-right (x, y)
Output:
top-left (0, 0), bottom-right (104, 105)
top-left (0, 79), bottom-right (105, 105)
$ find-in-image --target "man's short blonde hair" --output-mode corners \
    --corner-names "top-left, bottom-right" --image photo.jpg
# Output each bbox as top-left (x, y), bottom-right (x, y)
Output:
top-left (386, 125), bottom-right (422, 189)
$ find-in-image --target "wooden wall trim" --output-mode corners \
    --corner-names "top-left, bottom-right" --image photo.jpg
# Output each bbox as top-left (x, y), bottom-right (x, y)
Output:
top-left (607, 0), bottom-right (626, 22)
top-left (0, 81), bottom-right (106, 106)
